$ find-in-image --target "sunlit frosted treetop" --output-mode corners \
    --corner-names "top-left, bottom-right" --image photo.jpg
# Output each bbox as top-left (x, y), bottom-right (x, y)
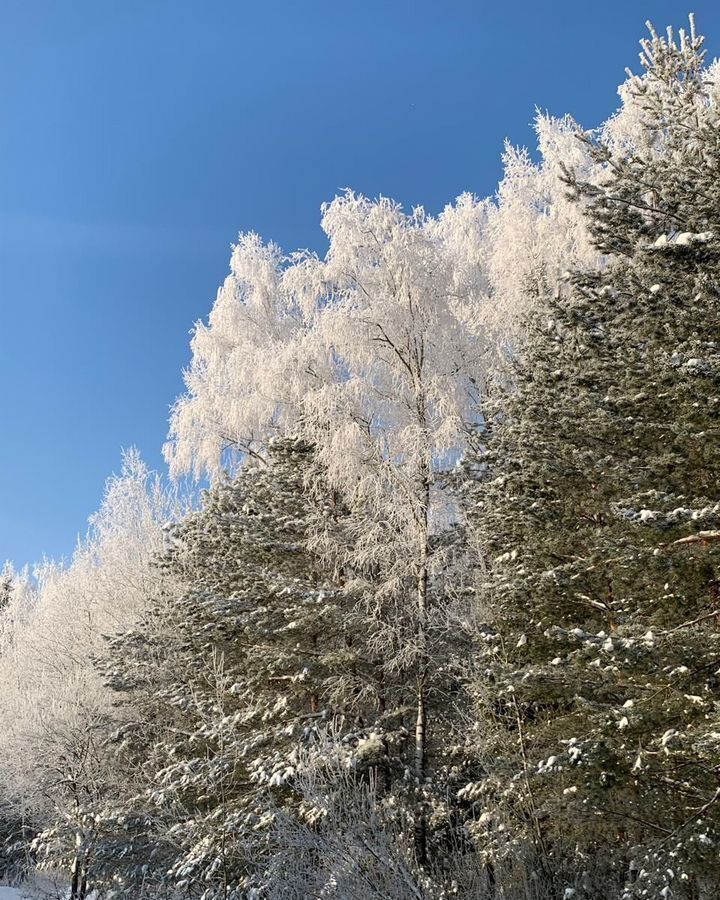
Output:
top-left (165, 49), bottom-right (703, 484)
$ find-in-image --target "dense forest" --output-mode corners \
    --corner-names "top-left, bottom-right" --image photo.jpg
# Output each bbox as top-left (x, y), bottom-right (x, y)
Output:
top-left (2, 18), bottom-right (719, 900)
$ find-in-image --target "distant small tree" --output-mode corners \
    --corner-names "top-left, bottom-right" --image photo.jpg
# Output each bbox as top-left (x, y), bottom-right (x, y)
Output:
top-left (0, 564), bottom-right (12, 613)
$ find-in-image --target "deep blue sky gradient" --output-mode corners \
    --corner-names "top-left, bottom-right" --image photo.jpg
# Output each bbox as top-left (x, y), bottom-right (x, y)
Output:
top-left (2, 1), bottom-right (719, 567)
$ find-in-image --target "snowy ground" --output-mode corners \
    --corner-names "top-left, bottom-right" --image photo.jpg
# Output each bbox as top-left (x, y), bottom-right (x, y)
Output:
top-left (0, 875), bottom-right (77, 899)
top-left (0, 883), bottom-right (80, 899)
top-left (0, 887), bottom-right (56, 899)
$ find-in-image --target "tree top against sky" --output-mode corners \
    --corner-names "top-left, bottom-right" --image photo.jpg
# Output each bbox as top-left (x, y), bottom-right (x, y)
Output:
top-left (2, 2), bottom-right (719, 568)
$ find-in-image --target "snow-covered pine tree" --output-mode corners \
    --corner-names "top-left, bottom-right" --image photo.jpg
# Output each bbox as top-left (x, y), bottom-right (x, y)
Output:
top-left (95, 437), bottom-right (380, 898)
top-left (469, 18), bottom-right (720, 900)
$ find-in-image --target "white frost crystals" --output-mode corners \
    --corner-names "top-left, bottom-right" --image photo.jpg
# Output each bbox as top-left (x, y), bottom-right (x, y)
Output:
top-left (652, 231), bottom-right (715, 248)
top-left (164, 108), bottom-right (621, 483)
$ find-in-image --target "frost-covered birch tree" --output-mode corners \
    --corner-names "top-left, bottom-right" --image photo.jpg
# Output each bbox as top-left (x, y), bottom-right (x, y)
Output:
top-left (0, 451), bottom-right (179, 897)
top-left (165, 192), bottom-right (498, 866)
top-left (296, 194), bottom-right (491, 865)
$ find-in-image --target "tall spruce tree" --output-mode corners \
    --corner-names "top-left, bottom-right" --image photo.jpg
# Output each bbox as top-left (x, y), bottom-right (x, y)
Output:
top-left (94, 438), bottom-right (378, 898)
top-left (469, 19), bottom-right (720, 900)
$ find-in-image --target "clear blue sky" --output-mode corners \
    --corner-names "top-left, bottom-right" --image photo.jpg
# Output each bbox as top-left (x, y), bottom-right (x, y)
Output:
top-left (1, 1), bottom-right (718, 568)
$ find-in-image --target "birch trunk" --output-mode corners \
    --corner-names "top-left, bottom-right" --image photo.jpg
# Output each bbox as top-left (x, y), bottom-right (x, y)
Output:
top-left (413, 450), bottom-right (431, 867)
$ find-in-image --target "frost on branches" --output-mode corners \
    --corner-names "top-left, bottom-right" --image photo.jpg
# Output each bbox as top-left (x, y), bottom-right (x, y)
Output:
top-left (4, 15), bottom-right (720, 900)
top-left (0, 451), bottom-right (179, 896)
top-left (471, 17), bottom-right (720, 900)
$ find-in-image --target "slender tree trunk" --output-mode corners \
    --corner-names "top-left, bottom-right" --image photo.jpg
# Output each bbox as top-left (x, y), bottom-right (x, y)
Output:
top-left (70, 831), bottom-right (82, 900)
top-left (413, 456), bottom-right (431, 867)
top-left (79, 862), bottom-right (88, 900)
top-left (70, 860), bottom-right (80, 900)
top-left (413, 669), bottom-right (427, 866)
top-left (486, 859), bottom-right (497, 898)
top-left (376, 667), bottom-right (393, 796)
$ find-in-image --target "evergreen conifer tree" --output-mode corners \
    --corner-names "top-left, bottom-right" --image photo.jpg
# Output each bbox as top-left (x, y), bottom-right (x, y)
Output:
top-left (95, 438), bottom-right (374, 897)
top-left (470, 19), bottom-right (720, 899)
